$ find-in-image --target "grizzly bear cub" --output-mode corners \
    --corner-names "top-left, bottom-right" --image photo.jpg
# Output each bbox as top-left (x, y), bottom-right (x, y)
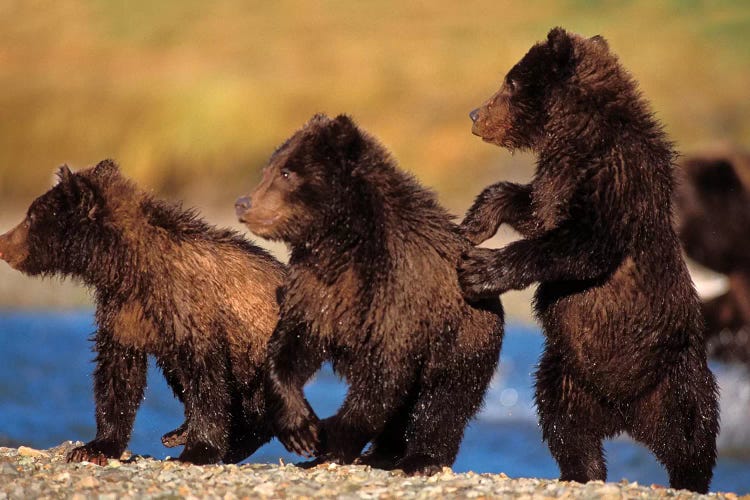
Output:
top-left (0, 160), bottom-right (285, 465)
top-left (458, 28), bottom-right (718, 492)
top-left (675, 152), bottom-right (750, 365)
top-left (236, 114), bottom-right (504, 475)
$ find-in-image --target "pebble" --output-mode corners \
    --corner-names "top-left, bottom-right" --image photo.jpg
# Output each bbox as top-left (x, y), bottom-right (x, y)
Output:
top-left (0, 443), bottom-right (742, 499)
top-left (16, 446), bottom-right (48, 459)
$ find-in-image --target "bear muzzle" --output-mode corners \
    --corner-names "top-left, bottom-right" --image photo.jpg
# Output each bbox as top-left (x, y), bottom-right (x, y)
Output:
top-left (0, 221), bottom-right (30, 269)
top-left (235, 196), bottom-right (252, 222)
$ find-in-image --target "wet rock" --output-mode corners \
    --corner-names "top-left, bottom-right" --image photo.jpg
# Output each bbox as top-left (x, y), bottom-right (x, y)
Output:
top-left (17, 446), bottom-right (49, 459)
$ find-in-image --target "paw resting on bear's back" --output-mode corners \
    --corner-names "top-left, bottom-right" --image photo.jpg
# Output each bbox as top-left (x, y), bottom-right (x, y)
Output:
top-left (458, 247), bottom-right (512, 300)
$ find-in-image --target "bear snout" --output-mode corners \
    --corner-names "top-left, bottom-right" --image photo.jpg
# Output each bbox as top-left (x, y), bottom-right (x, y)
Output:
top-left (235, 196), bottom-right (252, 221)
top-left (0, 231), bottom-right (11, 261)
top-left (0, 222), bottom-right (30, 268)
top-left (469, 108), bottom-right (480, 123)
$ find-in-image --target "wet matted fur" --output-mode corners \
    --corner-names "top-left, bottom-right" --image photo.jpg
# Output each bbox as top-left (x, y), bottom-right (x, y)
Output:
top-left (237, 114), bottom-right (505, 475)
top-left (0, 160), bottom-right (285, 465)
top-left (459, 28), bottom-right (718, 493)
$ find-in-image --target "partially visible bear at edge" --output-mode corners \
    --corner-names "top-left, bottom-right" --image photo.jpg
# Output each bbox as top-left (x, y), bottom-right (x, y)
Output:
top-left (675, 151), bottom-right (750, 365)
top-left (458, 28), bottom-right (718, 492)
top-left (236, 114), bottom-right (505, 476)
top-left (0, 161), bottom-right (285, 465)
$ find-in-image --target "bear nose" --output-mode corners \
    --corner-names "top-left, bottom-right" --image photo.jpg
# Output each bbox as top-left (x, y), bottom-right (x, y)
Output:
top-left (235, 196), bottom-right (252, 219)
top-left (469, 108), bottom-right (480, 123)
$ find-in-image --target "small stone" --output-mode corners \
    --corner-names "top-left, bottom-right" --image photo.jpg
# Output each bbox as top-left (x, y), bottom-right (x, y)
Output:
top-left (77, 475), bottom-right (100, 488)
top-left (253, 481), bottom-right (277, 496)
top-left (17, 446), bottom-right (49, 458)
top-left (0, 463), bottom-right (19, 476)
top-left (53, 471), bottom-right (71, 482)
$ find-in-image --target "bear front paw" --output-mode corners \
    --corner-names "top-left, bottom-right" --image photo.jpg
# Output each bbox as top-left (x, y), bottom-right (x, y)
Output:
top-left (67, 441), bottom-right (121, 466)
top-left (175, 441), bottom-right (223, 465)
top-left (458, 247), bottom-right (508, 299)
top-left (395, 453), bottom-right (444, 476)
top-left (161, 422), bottom-right (188, 448)
top-left (277, 418), bottom-right (320, 458)
top-left (354, 447), bottom-right (400, 470)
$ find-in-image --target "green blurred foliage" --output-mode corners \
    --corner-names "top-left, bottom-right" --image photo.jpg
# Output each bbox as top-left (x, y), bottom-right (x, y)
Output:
top-left (0, 0), bottom-right (749, 210)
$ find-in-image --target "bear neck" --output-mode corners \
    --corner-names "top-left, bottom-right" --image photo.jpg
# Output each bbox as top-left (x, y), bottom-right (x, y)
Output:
top-left (64, 227), bottom-right (139, 299)
top-left (70, 196), bottom-right (191, 300)
top-left (538, 85), bottom-right (666, 163)
top-left (289, 164), bottom-right (457, 286)
top-left (290, 202), bottom-right (387, 285)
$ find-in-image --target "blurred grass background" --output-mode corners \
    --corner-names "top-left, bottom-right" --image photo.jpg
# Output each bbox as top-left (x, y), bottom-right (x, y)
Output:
top-left (1, 0), bottom-right (749, 313)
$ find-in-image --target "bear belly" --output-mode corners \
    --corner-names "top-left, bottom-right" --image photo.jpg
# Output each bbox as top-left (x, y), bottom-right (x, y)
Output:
top-left (535, 260), bottom-right (673, 399)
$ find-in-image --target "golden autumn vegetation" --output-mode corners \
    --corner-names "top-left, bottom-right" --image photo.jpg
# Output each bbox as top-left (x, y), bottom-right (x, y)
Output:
top-left (1, 0), bottom-right (749, 209)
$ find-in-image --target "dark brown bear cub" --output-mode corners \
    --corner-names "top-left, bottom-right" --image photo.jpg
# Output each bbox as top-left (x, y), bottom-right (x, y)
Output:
top-left (458, 28), bottom-right (718, 492)
top-left (0, 160), bottom-right (285, 465)
top-left (236, 114), bottom-right (504, 475)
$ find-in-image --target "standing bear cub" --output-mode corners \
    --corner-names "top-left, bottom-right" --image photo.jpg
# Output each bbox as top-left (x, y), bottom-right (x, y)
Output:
top-left (0, 160), bottom-right (285, 465)
top-left (236, 114), bottom-right (504, 475)
top-left (459, 28), bottom-right (718, 492)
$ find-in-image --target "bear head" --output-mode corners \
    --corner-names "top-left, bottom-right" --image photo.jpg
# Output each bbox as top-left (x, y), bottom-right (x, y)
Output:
top-left (0, 160), bottom-right (120, 276)
top-left (469, 27), bottom-right (623, 151)
top-left (236, 114), bottom-right (379, 245)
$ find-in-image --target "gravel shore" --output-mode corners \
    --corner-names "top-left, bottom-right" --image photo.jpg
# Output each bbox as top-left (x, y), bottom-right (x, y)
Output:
top-left (0, 442), bottom-right (743, 499)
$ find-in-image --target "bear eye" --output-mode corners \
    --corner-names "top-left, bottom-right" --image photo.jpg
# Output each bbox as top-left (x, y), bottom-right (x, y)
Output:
top-left (280, 168), bottom-right (291, 180)
top-left (506, 78), bottom-right (517, 92)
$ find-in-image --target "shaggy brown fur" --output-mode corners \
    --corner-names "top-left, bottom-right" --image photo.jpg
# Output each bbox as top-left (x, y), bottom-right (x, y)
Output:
top-left (459, 28), bottom-right (718, 492)
top-left (236, 114), bottom-right (504, 476)
top-left (0, 160), bottom-right (285, 465)
top-left (675, 151), bottom-right (750, 365)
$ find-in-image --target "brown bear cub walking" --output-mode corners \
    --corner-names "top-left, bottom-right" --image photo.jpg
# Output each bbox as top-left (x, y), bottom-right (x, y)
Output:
top-left (458, 28), bottom-right (718, 492)
top-left (236, 114), bottom-right (504, 475)
top-left (0, 160), bottom-right (285, 465)
top-left (675, 153), bottom-right (750, 365)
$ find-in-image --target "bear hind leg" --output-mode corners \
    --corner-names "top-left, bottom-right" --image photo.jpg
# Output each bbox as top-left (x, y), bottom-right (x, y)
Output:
top-left (535, 349), bottom-right (620, 484)
top-left (629, 360), bottom-right (718, 493)
top-left (399, 351), bottom-right (497, 475)
top-left (356, 402), bottom-right (411, 470)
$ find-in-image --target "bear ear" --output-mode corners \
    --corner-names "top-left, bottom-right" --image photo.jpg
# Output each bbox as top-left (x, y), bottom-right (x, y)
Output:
top-left (92, 159), bottom-right (120, 178)
top-left (56, 164), bottom-right (98, 209)
top-left (589, 34), bottom-right (609, 49)
top-left (327, 114), bottom-right (363, 160)
top-left (57, 164), bottom-right (73, 184)
top-left (547, 26), bottom-right (574, 67)
top-left (330, 114), bottom-right (359, 141)
top-left (308, 113), bottom-right (332, 127)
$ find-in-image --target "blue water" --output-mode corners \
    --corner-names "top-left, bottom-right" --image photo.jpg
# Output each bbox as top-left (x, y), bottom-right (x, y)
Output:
top-left (1, 310), bottom-right (748, 493)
